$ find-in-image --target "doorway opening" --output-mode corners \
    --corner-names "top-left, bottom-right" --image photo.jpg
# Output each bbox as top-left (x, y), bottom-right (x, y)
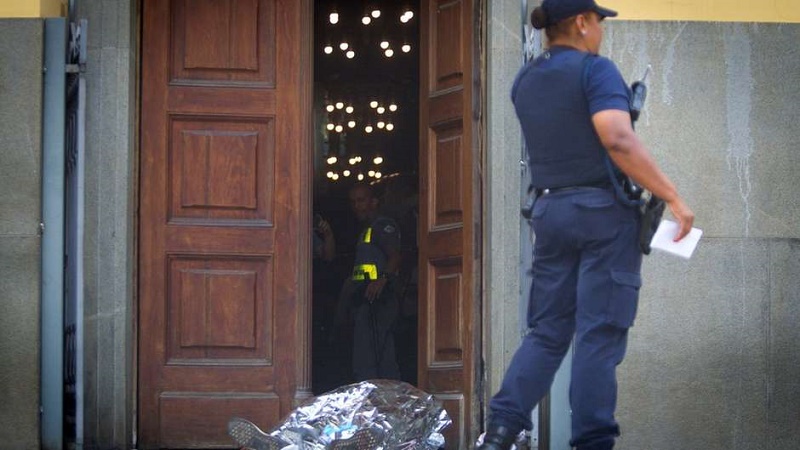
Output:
top-left (311, 0), bottom-right (421, 395)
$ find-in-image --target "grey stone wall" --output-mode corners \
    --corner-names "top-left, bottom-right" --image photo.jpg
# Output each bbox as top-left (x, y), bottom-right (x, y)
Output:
top-left (75, 0), bottom-right (136, 448)
top-left (603, 22), bottom-right (800, 450)
top-left (0, 19), bottom-right (43, 450)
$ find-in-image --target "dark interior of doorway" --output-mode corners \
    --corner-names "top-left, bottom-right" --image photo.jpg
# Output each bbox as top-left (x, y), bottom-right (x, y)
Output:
top-left (311, 0), bottom-right (421, 395)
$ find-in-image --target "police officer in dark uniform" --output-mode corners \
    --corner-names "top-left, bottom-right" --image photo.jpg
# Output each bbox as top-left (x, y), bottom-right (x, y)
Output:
top-left (478, 1), bottom-right (694, 449)
top-left (337, 183), bottom-right (402, 381)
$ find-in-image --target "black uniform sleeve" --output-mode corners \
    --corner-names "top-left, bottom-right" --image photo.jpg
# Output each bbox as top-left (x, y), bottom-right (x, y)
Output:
top-left (585, 56), bottom-right (630, 115)
top-left (372, 217), bottom-right (401, 255)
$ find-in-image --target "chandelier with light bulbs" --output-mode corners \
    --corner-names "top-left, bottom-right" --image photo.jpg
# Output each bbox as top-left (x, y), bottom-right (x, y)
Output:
top-left (318, 2), bottom-right (416, 183)
top-left (323, 4), bottom-right (414, 61)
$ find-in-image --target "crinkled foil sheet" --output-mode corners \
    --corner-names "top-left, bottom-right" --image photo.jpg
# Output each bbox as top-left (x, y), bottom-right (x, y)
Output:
top-left (269, 380), bottom-right (451, 449)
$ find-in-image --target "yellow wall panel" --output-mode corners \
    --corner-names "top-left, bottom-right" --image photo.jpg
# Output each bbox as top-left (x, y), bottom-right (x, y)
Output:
top-left (600, 0), bottom-right (800, 23)
top-left (0, 0), bottom-right (65, 18)
top-left (39, 0), bottom-right (64, 17)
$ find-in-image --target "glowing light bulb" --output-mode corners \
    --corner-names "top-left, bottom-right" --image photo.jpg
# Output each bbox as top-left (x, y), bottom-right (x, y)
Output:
top-left (384, 49), bottom-right (394, 58)
top-left (402, 44), bottom-right (411, 53)
top-left (369, 100), bottom-right (379, 108)
top-left (332, 173), bottom-right (340, 180)
top-left (335, 102), bottom-right (344, 109)
top-left (356, 156), bottom-right (362, 162)
top-left (358, 174), bottom-right (365, 181)
top-left (345, 106), bottom-right (354, 114)
top-left (375, 172), bottom-right (382, 179)
top-left (373, 156), bottom-right (384, 164)
top-left (326, 123), bottom-right (334, 131)
top-left (380, 41), bottom-right (390, 49)
top-left (329, 12), bottom-right (339, 24)
top-left (385, 123), bottom-right (394, 131)
top-left (362, 16), bottom-right (371, 25)
top-left (389, 103), bottom-right (398, 112)
top-left (365, 125), bottom-right (373, 133)
top-left (377, 106), bottom-right (385, 114)
top-left (346, 50), bottom-right (355, 59)
top-left (339, 42), bottom-right (349, 51)
top-left (348, 120), bottom-right (356, 128)
top-left (349, 157), bottom-right (357, 165)
top-left (335, 125), bottom-right (343, 132)
top-left (377, 121), bottom-right (385, 129)
top-left (327, 156), bottom-right (337, 164)
top-left (324, 45), bottom-right (333, 54)
top-left (368, 170), bottom-right (376, 177)
top-left (343, 170), bottom-right (351, 177)
top-left (326, 171), bottom-right (334, 178)
top-left (371, 9), bottom-right (381, 18)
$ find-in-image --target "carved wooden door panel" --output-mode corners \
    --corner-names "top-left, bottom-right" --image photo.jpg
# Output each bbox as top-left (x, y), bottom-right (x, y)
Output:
top-left (418, 1), bottom-right (483, 448)
top-left (139, 0), bottom-right (309, 447)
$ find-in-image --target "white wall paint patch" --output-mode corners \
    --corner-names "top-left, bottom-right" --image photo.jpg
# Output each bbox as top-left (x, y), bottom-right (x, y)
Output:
top-left (661, 22), bottom-right (687, 106)
top-left (723, 24), bottom-right (754, 237)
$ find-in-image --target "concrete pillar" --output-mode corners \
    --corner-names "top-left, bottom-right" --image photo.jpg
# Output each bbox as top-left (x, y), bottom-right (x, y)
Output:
top-left (74, 0), bottom-right (136, 447)
top-left (486, 0), bottom-right (527, 404)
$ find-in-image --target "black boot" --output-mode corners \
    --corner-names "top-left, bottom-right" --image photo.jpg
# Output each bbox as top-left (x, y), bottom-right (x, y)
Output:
top-left (476, 424), bottom-right (517, 450)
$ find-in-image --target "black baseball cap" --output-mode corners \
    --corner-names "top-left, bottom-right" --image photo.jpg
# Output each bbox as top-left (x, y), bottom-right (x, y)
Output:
top-left (542, 0), bottom-right (618, 25)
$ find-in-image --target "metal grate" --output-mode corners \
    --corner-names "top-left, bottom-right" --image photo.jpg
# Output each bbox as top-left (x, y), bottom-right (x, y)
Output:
top-left (63, 18), bottom-right (86, 448)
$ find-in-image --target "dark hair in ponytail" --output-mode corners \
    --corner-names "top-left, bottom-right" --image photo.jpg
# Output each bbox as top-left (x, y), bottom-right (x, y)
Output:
top-left (531, 5), bottom-right (577, 41)
top-left (530, 7), bottom-right (548, 29)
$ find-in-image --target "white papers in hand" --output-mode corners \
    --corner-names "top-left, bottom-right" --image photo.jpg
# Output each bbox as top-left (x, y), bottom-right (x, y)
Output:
top-left (650, 219), bottom-right (703, 259)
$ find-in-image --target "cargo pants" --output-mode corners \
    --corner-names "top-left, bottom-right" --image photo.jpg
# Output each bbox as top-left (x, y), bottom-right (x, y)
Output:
top-left (488, 186), bottom-right (643, 450)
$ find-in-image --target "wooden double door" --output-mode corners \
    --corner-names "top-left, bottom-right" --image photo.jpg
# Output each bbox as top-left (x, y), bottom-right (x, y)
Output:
top-left (139, 0), bottom-right (484, 447)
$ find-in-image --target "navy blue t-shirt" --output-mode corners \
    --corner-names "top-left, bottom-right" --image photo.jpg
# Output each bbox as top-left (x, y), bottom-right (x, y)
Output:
top-left (511, 46), bottom-right (630, 189)
top-left (354, 216), bottom-right (400, 276)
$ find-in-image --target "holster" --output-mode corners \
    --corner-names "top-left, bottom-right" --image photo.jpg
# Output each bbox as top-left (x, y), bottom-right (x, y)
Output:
top-left (638, 194), bottom-right (665, 255)
top-left (520, 184), bottom-right (536, 220)
top-left (620, 178), bottom-right (664, 255)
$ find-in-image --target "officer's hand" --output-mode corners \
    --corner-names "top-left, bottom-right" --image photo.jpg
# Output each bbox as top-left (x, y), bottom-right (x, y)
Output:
top-left (365, 279), bottom-right (387, 302)
top-left (667, 197), bottom-right (695, 242)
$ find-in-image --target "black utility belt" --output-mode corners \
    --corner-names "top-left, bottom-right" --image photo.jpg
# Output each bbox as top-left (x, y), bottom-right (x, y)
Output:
top-left (534, 180), bottom-right (612, 197)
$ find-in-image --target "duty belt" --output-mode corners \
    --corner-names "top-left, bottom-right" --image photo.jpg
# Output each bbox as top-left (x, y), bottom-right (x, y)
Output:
top-left (352, 263), bottom-right (378, 281)
top-left (535, 179), bottom-right (613, 196)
